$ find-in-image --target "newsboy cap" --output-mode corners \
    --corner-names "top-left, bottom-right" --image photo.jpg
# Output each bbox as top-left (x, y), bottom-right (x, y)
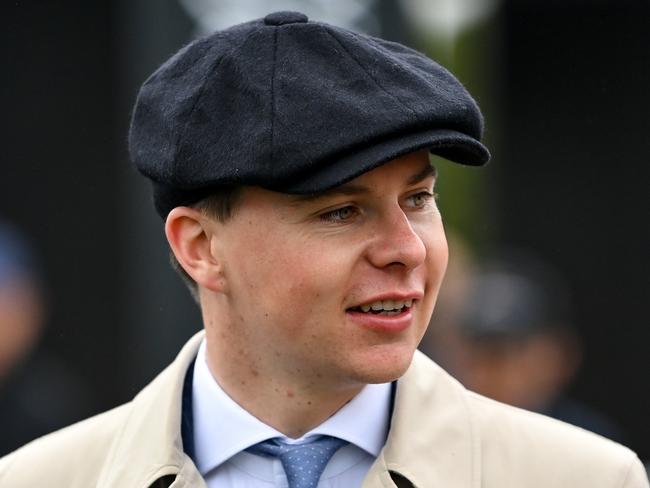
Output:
top-left (129, 11), bottom-right (490, 218)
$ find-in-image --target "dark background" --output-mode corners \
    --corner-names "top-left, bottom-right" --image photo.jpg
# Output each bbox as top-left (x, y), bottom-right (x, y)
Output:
top-left (3, 0), bottom-right (649, 460)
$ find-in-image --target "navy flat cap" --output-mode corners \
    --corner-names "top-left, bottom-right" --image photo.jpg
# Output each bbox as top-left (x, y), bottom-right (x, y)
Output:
top-left (129, 11), bottom-right (490, 217)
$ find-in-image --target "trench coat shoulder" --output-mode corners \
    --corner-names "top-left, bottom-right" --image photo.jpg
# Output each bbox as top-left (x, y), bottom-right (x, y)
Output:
top-left (0, 332), bottom-right (205, 488)
top-left (377, 351), bottom-right (649, 488)
top-left (0, 403), bottom-right (130, 487)
top-left (466, 391), bottom-right (648, 487)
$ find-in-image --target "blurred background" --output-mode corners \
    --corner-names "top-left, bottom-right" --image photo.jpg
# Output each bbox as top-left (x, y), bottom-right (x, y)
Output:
top-left (2, 0), bottom-right (648, 464)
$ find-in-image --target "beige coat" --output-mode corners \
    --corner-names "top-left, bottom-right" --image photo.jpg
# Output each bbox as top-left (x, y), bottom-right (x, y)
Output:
top-left (0, 332), bottom-right (647, 488)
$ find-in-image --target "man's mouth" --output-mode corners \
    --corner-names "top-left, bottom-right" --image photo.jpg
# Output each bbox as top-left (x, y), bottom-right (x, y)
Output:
top-left (347, 299), bottom-right (414, 316)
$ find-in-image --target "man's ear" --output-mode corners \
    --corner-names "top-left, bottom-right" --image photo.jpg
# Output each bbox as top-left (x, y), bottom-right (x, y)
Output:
top-left (165, 207), bottom-right (225, 293)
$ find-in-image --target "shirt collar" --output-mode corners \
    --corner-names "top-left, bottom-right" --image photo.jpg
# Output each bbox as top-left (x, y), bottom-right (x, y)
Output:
top-left (192, 339), bottom-right (391, 476)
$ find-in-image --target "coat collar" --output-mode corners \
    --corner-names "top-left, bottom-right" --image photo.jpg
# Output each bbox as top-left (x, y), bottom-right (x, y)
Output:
top-left (363, 350), bottom-right (480, 488)
top-left (97, 331), bottom-right (206, 488)
top-left (96, 334), bottom-right (478, 488)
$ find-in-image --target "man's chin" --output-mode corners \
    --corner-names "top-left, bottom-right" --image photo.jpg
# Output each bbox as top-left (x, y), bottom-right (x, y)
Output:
top-left (348, 346), bottom-right (417, 385)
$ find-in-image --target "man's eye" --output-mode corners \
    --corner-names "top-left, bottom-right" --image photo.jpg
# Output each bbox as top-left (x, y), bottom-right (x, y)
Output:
top-left (407, 191), bottom-right (435, 208)
top-left (320, 206), bottom-right (357, 222)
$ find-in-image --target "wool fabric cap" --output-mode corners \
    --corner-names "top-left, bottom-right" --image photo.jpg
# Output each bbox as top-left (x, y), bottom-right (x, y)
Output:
top-left (129, 11), bottom-right (490, 218)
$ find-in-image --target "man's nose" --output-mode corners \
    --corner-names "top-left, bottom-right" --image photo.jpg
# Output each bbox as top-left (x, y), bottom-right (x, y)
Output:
top-left (367, 208), bottom-right (427, 271)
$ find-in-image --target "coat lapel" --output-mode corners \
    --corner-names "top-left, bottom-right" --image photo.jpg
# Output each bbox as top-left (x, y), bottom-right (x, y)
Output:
top-left (363, 350), bottom-right (480, 488)
top-left (97, 332), bottom-right (206, 488)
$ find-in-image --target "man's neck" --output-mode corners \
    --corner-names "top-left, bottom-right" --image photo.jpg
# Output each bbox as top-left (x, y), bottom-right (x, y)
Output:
top-left (203, 336), bottom-right (363, 439)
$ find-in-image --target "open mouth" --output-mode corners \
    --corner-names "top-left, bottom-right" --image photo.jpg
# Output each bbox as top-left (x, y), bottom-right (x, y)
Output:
top-left (347, 299), bottom-right (414, 316)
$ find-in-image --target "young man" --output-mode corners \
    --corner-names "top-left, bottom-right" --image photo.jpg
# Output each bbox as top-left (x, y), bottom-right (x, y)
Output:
top-left (0, 11), bottom-right (647, 488)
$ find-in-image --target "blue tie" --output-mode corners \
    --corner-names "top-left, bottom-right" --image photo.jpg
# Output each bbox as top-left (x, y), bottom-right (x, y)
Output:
top-left (246, 435), bottom-right (348, 488)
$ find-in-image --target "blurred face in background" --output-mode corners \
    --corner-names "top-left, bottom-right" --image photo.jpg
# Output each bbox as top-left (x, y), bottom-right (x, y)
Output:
top-left (451, 331), bottom-right (580, 411)
top-left (0, 279), bottom-right (43, 381)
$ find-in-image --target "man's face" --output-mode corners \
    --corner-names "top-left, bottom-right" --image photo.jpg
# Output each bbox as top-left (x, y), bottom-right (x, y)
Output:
top-left (207, 150), bottom-right (448, 389)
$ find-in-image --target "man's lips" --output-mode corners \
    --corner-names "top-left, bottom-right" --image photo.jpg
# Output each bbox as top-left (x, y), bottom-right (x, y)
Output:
top-left (346, 304), bottom-right (415, 333)
top-left (347, 298), bottom-right (415, 315)
top-left (345, 292), bottom-right (423, 332)
top-left (345, 291), bottom-right (423, 314)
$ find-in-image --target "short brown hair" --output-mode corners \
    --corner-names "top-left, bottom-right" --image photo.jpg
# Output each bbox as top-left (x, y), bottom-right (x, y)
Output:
top-left (169, 185), bottom-right (242, 303)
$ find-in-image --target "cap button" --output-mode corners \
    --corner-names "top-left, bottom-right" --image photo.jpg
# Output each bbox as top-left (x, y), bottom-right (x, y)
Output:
top-left (264, 11), bottom-right (308, 26)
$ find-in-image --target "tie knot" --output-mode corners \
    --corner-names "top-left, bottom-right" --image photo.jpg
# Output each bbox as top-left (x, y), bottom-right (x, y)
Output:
top-left (246, 435), bottom-right (348, 488)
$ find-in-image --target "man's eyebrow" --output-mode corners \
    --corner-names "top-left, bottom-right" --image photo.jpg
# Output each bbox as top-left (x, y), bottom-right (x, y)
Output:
top-left (408, 163), bottom-right (437, 185)
top-left (288, 162), bottom-right (437, 204)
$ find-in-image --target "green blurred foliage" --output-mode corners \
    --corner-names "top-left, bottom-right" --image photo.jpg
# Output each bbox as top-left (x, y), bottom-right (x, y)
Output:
top-left (416, 15), bottom-right (503, 258)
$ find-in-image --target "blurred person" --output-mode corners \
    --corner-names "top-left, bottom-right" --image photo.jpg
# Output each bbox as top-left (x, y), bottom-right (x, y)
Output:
top-left (0, 222), bottom-right (91, 456)
top-left (0, 222), bottom-right (43, 387)
top-left (423, 249), bottom-right (622, 441)
top-left (1, 11), bottom-right (647, 488)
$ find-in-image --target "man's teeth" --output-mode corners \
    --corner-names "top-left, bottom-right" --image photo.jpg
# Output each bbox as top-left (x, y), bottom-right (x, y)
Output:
top-left (359, 299), bottom-right (413, 313)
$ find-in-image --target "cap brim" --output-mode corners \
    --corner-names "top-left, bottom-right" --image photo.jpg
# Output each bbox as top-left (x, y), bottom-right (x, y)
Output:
top-left (281, 128), bottom-right (490, 194)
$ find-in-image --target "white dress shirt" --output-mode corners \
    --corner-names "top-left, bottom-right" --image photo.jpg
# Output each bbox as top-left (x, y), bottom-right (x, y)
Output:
top-left (192, 340), bottom-right (392, 487)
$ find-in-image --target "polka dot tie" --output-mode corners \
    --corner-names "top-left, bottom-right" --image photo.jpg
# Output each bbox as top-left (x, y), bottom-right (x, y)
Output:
top-left (246, 435), bottom-right (348, 488)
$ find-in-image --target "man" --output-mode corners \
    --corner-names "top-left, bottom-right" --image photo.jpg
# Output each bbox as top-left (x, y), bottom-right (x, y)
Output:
top-left (0, 11), bottom-right (647, 488)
